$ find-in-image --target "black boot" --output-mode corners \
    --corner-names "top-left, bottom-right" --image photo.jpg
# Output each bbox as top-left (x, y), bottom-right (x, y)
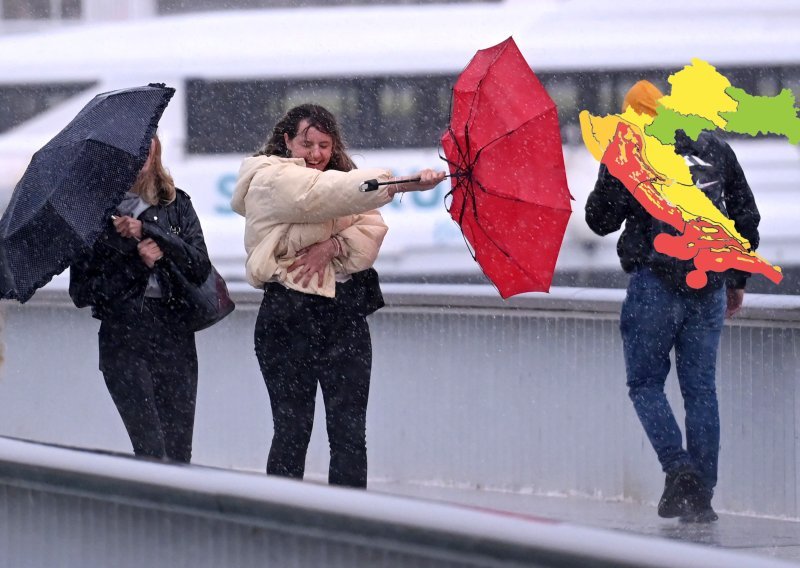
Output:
top-left (658, 467), bottom-right (702, 518)
top-left (680, 490), bottom-right (719, 523)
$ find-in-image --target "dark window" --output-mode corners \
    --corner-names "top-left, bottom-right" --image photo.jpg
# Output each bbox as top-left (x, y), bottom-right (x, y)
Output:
top-left (61, 0), bottom-right (81, 19)
top-left (159, 0), bottom-right (498, 15)
top-left (2, 0), bottom-right (50, 19)
top-left (2, 0), bottom-right (80, 19)
top-left (0, 83), bottom-right (95, 134)
top-left (538, 73), bottom-right (582, 144)
top-left (186, 75), bottom-right (453, 154)
top-left (185, 65), bottom-right (800, 154)
top-left (782, 68), bottom-right (800, 103)
top-left (377, 76), bottom-right (452, 148)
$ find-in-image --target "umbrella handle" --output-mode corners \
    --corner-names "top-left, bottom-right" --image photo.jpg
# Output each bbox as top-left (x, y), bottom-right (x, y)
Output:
top-left (359, 174), bottom-right (460, 192)
top-left (359, 177), bottom-right (420, 192)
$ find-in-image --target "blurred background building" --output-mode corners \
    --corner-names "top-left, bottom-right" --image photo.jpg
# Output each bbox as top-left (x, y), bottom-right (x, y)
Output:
top-left (0, 0), bottom-right (500, 34)
top-left (0, 0), bottom-right (798, 293)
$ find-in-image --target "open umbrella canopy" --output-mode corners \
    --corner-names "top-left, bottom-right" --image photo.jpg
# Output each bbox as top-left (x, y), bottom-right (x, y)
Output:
top-left (0, 83), bottom-right (174, 303)
top-left (441, 37), bottom-right (572, 299)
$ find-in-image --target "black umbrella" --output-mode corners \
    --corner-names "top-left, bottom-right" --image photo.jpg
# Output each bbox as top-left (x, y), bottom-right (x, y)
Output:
top-left (0, 83), bottom-right (175, 302)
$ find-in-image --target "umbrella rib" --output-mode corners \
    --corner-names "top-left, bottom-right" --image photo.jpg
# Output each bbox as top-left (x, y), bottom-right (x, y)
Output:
top-left (458, 184), bottom-right (549, 291)
top-left (444, 111), bottom-right (566, 207)
top-left (454, 170), bottom-right (554, 274)
top-left (442, 122), bottom-right (475, 212)
top-left (458, 38), bottom-right (511, 148)
top-left (443, 118), bottom-right (561, 272)
top-left (440, 127), bottom-right (471, 179)
top-left (473, 109), bottom-right (558, 161)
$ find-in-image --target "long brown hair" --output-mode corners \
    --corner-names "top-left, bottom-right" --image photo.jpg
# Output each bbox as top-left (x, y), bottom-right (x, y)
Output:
top-left (255, 104), bottom-right (356, 172)
top-left (131, 134), bottom-right (176, 205)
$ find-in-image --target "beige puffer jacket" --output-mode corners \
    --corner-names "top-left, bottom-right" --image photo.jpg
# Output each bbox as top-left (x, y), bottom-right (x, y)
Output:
top-left (231, 155), bottom-right (394, 297)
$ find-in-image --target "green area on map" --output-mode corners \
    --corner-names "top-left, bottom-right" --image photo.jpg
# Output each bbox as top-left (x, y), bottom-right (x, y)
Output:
top-left (720, 87), bottom-right (800, 145)
top-left (644, 85), bottom-right (800, 145)
top-left (644, 105), bottom-right (717, 144)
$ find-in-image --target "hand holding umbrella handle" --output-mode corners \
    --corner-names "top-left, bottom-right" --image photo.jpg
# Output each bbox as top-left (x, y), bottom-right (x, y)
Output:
top-left (111, 214), bottom-right (142, 242)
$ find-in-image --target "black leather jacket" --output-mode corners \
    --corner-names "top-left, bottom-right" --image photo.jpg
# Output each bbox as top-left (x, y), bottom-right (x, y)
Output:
top-left (69, 189), bottom-right (211, 320)
top-left (585, 131), bottom-right (760, 291)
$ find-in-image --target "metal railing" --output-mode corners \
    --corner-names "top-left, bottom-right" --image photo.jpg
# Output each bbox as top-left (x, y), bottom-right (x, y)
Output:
top-left (0, 436), bottom-right (791, 568)
top-left (0, 284), bottom-right (798, 518)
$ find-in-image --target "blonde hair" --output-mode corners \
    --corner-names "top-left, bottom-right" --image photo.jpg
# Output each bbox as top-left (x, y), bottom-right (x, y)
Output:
top-left (131, 134), bottom-right (176, 205)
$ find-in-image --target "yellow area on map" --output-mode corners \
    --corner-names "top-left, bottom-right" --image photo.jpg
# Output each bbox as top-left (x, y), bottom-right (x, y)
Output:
top-left (579, 107), bottom-right (745, 244)
top-left (658, 58), bottom-right (738, 129)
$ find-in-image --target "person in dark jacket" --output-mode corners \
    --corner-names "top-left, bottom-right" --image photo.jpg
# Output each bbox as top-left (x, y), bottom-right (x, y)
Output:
top-left (69, 134), bottom-right (211, 463)
top-left (585, 81), bottom-right (761, 523)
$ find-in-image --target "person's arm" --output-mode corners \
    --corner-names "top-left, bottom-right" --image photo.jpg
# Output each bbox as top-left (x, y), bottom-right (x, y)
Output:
top-left (384, 169), bottom-right (446, 196)
top-left (723, 149), bottom-right (760, 250)
top-left (248, 163), bottom-right (395, 224)
top-left (143, 195), bottom-right (211, 284)
top-left (722, 144), bottom-right (761, 291)
top-left (286, 237), bottom-right (338, 289)
top-left (69, 232), bottom-right (146, 308)
top-left (68, 247), bottom-right (99, 308)
top-left (726, 287), bottom-right (744, 318)
top-left (332, 210), bottom-right (388, 275)
top-left (584, 164), bottom-right (631, 236)
top-left (286, 210), bottom-right (388, 288)
top-left (69, 219), bottom-right (137, 308)
top-left (247, 163), bottom-right (444, 225)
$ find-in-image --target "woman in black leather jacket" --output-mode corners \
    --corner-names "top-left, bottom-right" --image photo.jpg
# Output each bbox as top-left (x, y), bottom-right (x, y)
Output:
top-left (69, 135), bottom-right (210, 463)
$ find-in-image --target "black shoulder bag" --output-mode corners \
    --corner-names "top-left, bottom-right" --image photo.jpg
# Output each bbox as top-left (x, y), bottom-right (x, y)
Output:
top-left (165, 260), bottom-right (235, 332)
top-left (158, 194), bottom-right (235, 332)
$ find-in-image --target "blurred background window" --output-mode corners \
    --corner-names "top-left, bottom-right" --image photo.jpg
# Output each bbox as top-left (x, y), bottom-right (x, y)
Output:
top-left (185, 66), bottom-right (800, 156)
top-left (1, 0), bottom-right (81, 20)
top-left (0, 83), bottom-right (94, 133)
top-left (158, 0), bottom-right (499, 15)
top-left (186, 75), bottom-right (453, 154)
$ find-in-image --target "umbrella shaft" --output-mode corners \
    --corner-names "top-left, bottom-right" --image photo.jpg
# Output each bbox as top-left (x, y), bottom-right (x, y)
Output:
top-left (359, 174), bottom-right (458, 192)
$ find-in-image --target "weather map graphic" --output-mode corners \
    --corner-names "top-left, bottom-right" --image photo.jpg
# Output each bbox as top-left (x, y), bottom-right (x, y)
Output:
top-left (579, 59), bottom-right (799, 289)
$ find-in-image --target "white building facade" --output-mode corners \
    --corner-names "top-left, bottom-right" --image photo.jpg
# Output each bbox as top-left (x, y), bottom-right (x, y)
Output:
top-left (0, 0), bottom-right (495, 34)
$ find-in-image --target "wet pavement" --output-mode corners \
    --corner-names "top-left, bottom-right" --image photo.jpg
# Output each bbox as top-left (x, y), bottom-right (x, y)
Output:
top-left (373, 482), bottom-right (800, 564)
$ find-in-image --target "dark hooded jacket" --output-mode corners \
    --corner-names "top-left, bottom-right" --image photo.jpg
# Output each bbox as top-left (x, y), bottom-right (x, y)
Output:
top-left (69, 189), bottom-right (211, 321)
top-left (585, 129), bottom-right (760, 292)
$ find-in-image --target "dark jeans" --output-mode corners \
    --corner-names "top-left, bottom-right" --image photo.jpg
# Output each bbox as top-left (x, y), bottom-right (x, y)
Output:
top-left (255, 282), bottom-right (372, 488)
top-left (620, 267), bottom-right (725, 493)
top-left (98, 298), bottom-right (198, 463)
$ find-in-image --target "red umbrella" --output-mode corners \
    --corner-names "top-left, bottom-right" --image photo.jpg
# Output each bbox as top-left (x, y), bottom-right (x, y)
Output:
top-left (441, 37), bottom-right (572, 298)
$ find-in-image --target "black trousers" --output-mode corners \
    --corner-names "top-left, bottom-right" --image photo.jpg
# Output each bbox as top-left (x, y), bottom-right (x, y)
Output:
top-left (255, 282), bottom-right (372, 488)
top-left (98, 298), bottom-right (198, 463)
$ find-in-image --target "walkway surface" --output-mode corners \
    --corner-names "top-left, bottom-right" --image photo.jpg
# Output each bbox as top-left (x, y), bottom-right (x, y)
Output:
top-left (372, 481), bottom-right (800, 565)
top-left (3, 434), bottom-right (799, 566)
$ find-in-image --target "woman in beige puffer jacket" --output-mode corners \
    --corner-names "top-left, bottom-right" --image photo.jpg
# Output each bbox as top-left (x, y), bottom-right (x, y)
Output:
top-left (232, 104), bottom-right (444, 488)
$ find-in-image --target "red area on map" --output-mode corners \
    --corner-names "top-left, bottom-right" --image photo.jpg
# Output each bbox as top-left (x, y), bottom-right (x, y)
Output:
top-left (600, 122), bottom-right (783, 289)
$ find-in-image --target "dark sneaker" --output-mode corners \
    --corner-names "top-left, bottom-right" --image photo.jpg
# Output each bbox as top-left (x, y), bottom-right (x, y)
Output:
top-left (680, 492), bottom-right (719, 523)
top-left (679, 506), bottom-right (719, 523)
top-left (658, 468), bottom-right (702, 518)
